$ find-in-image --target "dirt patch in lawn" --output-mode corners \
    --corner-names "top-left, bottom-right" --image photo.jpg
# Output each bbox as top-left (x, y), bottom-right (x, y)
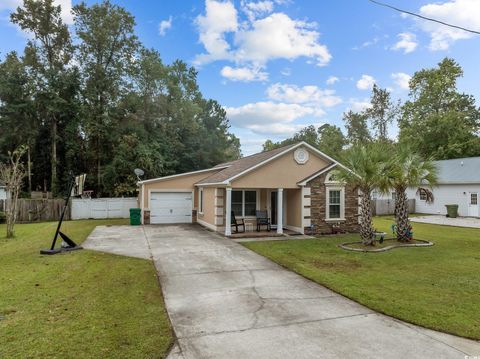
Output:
top-left (313, 259), bottom-right (363, 270)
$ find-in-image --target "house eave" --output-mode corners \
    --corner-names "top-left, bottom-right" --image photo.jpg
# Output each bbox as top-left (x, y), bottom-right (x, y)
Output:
top-left (224, 141), bottom-right (352, 185)
top-left (137, 166), bottom-right (230, 185)
top-left (194, 181), bottom-right (229, 187)
top-left (297, 163), bottom-right (338, 186)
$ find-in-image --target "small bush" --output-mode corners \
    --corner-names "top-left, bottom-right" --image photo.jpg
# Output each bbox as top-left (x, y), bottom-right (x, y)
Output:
top-left (0, 211), bottom-right (5, 224)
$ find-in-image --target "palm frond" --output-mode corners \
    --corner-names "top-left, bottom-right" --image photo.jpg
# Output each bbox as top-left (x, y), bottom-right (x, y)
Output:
top-left (416, 187), bottom-right (434, 203)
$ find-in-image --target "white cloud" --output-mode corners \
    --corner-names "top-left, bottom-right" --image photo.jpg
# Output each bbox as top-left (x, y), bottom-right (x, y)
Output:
top-left (418, 0), bottom-right (480, 50)
top-left (226, 101), bottom-right (321, 125)
top-left (356, 75), bottom-right (376, 90)
top-left (353, 36), bottom-right (380, 50)
top-left (234, 13), bottom-right (331, 66)
top-left (195, 0), bottom-right (238, 63)
top-left (225, 101), bottom-right (325, 135)
top-left (0, 0), bottom-right (21, 10)
top-left (158, 16), bottom-right (173, 36)
top-left (220, 65), bottom-right (268, 81)
top-left (326, 76), bottom-right (339, 85)
top-left (0, 0), bottom-right (73, 24)
top-left (241, 0), bottom-right (274, 21)
top-left (266, 83), bottom-right (342, 107)
top-left (239, 138), bottom-right (269, 155)
top-left (194, 1), bottom-right (331, 71)
top-left (247, 122), bottom-right (321, 135)
top-left (348, 98), bottom-right (372, 112)
top-left (391, 72), bottom-right (411, 90)
top-left (391, 32), bottom-right (418, 53)
top-left (226, 81), bottom-right (342, 136)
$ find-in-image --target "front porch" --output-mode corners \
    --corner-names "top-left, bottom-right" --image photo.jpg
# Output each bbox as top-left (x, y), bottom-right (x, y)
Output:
top-left (228, 228), bottom-right (304, 239)
top-left (223, 187), bottom-right (307, 237)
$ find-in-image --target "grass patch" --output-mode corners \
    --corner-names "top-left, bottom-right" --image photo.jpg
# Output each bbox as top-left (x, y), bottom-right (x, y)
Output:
top-left (243, 216), bottom-right (480, 340)
top-left (0, 220), bottom-right (173, 359)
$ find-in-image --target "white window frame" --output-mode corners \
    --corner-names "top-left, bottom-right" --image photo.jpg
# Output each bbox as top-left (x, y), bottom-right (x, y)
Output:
top-left (419, 189), bottom-right (427, 201)
top-left (326, 187), bottom-right (345, 221)
top-left (471, 193), bottom-right (478, 205)
top-left (325, 172), bottom-right (346, 221)
top-left (198, 187), bottom-right (204, 214)
top-left (231, 189), bottom-right (260, 218)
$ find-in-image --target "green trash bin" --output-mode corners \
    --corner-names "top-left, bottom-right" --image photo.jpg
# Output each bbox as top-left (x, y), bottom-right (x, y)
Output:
top-left (130, 208), bottom-right (141, 225)
top-left (445, 204), bottom-right (458, 218)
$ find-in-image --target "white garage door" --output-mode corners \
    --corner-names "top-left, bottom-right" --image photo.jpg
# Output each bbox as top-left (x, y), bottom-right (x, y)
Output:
top-left (150, 192), bottom-right (192, 224)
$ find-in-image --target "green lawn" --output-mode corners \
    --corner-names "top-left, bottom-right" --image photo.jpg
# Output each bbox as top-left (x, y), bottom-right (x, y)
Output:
top-left (243, 216), bottom-right (480, 340)
top-left (0, 220), bottom-right (173, 359)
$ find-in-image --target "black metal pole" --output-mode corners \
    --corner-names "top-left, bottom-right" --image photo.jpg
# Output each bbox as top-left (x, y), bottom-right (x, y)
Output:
top-left (50, 173), bottom-right (75, 250)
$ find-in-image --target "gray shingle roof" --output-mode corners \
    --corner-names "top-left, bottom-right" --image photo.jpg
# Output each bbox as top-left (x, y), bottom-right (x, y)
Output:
top-left (196, 143), bottom-right (299, 185)
top-left (434, 157), bottom-right (480, 184)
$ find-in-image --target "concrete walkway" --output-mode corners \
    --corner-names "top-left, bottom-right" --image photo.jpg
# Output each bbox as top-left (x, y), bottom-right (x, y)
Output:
top-left (411, 215), bottom-right (480, 229)
top-left (84, 224), bottom-right (480, 359)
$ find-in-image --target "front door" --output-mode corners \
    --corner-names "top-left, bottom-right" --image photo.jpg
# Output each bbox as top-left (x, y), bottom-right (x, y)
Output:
top-left (468, 192), bottom-right (479, 217)
top-left (270, 191), bottom-right (277, 225)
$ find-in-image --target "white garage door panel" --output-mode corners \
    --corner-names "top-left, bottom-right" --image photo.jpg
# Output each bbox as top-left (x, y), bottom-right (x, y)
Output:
top-left (150, 192), bottom-right (192, 224)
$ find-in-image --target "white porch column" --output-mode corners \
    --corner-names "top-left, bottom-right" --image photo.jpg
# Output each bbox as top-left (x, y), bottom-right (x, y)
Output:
top-left (277, 188), bottom-right (283, 234)
top-left (225, 187), bottom-right (232, 236)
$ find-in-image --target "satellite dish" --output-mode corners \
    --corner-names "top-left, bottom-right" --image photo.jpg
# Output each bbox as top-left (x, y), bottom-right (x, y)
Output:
top-left (134, 168), bottom-right (144, 181)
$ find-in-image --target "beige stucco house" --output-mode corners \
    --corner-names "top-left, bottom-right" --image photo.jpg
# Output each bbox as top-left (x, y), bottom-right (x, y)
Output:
top-left (137, 142), bottom-right (359, 236)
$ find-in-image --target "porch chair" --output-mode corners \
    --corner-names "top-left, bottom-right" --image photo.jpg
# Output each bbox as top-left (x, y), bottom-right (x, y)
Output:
top-left (231, 211), bottom-right (245, 233)
top-left (256, 210), bottom-right (271, 232)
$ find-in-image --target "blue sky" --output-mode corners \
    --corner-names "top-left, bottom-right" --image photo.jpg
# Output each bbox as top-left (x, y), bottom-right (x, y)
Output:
top-left (1, 0), bottom-right (480, 155)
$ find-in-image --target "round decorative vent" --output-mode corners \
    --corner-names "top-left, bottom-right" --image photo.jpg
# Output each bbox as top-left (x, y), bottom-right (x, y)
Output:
top-left (294, 148), bottom-right (309, 164)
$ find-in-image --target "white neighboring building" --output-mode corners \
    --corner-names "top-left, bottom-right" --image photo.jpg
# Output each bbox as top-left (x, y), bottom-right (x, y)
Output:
top-left (0, 183), bottom-right (8, 211)
top-left (376, 157), bottom-right (480, 217)
top-left (0, 185), bottom-right (7, 201)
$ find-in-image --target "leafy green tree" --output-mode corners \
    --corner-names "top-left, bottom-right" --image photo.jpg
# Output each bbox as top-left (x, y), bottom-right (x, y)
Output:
top-left (365, 84), bottom-right (398, 141)
top-left (11, 0), bottom-right (74, 195)
top-left (399, 58), bottom-right (480, 159)
top-left (0, 0), bottom-right (243, 198)
top-left (73, 0), bottom-right (139, 195)
top-left (0, 52), bottom-right (36, 163)
top-left (318, 124), bottom-right (346, 158)
top-left (343, 110), bottom-right (371, 145)
top-left (103, 134), bottom-right (164, 196)
top-left (195, 99), bottom-right (241, 167)
top-left (262, 124), bottom-right (346, 158)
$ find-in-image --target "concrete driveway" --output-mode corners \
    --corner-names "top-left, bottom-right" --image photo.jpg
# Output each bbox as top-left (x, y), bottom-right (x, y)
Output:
top-left (411, 215), bottom-right (480, 228)
top-left (85, 224), bottom-right (480, 359)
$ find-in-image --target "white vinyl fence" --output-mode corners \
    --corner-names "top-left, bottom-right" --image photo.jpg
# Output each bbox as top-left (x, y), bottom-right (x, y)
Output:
top-left (371, 199), bottom-right (415, 216)
top-left (72, 198), bottom-right (137, 220)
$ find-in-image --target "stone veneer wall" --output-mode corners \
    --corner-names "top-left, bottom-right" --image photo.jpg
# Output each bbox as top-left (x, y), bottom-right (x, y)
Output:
top-left (304, 171), bottom-right (360, 235)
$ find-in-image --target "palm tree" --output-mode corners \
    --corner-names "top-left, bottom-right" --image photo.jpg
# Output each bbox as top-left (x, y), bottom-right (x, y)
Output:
top-left (335, 143), bottom-right (390, 245)
top-left (382, 145), bottom-right (437, 242)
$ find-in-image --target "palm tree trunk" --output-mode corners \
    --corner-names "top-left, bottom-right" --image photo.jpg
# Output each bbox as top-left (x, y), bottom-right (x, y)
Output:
top-left (360, 190), bottom-right (375, 245)
top-left (395, 189), bottom-right (410, 241)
